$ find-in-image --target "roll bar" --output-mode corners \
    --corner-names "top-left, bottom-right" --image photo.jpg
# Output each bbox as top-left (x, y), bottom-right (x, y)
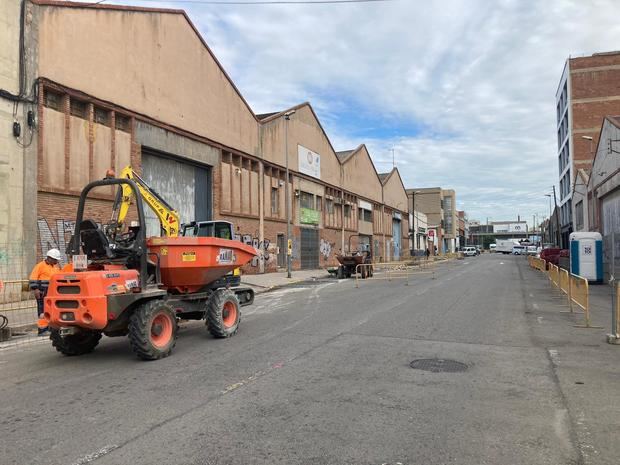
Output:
top-left (69, 178), bottom-right (148, 287)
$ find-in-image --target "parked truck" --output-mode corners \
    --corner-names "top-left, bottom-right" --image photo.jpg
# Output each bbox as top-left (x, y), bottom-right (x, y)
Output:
top-left (495, 239), bottom-right (521, 254)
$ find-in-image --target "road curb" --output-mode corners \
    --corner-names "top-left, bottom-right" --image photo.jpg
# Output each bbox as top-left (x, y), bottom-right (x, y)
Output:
top-left (243, 275), bottom-right (331, 295)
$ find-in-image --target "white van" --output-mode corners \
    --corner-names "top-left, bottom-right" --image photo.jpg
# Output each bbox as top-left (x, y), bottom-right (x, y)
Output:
top-left (463, 246), bottom-right (477, 257)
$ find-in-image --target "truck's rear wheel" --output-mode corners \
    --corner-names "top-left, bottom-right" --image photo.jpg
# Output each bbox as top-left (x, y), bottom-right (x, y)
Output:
top-left (336, 266), bottom-right (344, 279)
top-left (50, 329), bottom-right (102, 356)
top-left (128, 300), bottom-right (177, 360)
top-left (206, 289), bottom-right (240, 338)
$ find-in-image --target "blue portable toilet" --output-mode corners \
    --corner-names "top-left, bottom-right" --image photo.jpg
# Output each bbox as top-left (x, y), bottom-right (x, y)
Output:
top-left (569, 232), bottom-right (603, 283)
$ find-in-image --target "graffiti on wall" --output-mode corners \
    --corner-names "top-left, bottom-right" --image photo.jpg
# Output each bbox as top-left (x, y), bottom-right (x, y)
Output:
top-left (320, 238), bottom-right (335, 261)
top-left (37, 218), bottom-right (76, 263)
top-left (234, 233), bottom-right (277, 268)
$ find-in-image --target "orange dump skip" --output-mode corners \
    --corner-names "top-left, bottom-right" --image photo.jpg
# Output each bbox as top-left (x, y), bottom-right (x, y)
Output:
top-left (147, 237), bottom-right (258, 293)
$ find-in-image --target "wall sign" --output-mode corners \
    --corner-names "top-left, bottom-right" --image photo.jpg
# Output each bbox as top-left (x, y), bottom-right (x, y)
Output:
top-left (301, 208), bottom-right (320, 225)
top-left (298, 145), bottom-right (321, 179)
top-left (493, 223), bottom-right (527, 233)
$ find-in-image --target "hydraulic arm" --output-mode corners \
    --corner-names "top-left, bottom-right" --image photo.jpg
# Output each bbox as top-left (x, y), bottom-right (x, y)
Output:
top-left (112, 166), bottom-right (180, 237)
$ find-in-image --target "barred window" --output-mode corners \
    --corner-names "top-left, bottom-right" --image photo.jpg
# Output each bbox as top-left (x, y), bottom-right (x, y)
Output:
top-left (44, 89), bottom-right (62, 111)
top-left (94, 107), bottom-right (110, 126)
top-left (70, 99), bottom-right (88, 118)
top-left (115, 114), bottom-right (131, 132)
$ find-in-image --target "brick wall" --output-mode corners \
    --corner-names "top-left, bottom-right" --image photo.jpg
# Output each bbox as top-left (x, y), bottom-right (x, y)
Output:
top-left (571, 53), bottom-right (620, 70)
top-left (569, 54), bottom-right (620, 173)
top-left (36, 191), bottom-right (116, 264)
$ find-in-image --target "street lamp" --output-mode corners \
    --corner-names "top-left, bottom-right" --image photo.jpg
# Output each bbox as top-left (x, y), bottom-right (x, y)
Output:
top-left (581, 135), bottom-right (593, 158)
top-left (284, 110), bottom-right (296, 279)
top-left (545, 193), bottom-right (555, 245)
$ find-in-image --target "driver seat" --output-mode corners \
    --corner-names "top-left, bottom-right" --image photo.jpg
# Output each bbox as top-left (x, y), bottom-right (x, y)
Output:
top-left (79, 220), bottom-right (114, 260)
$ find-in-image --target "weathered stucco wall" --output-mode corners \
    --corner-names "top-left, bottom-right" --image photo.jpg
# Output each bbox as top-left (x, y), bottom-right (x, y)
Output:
top-left (37, 5), bottom-right (259, 156)
top-left (261, 105), bottom-right (340, 187)
top-left (341, 146), bottom-right (382, 203)
top-left (382, 169), bottom-right (408, 211)
top-left (0, 0), bottom-right (25, 258)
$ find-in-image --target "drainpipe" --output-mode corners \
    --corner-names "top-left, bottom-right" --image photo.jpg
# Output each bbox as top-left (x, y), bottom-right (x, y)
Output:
top-left (340, 167), bottom-right (345, 254)
top-left (258, 123), bottom-right (265, 273)
top-left (341, 196), bottom-right (345, 252)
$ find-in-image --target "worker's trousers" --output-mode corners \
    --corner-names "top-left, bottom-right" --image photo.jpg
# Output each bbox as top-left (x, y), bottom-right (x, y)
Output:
top-left (35, 289), bottom-right (48, 334)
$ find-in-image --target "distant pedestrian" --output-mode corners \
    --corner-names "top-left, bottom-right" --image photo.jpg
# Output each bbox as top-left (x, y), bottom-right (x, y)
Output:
top-left (434, 245), bottom-right (438, 255)
top-left (29, 249), bottom-right (61, 335)
top-left (425, 248), bottom-right (430, 260)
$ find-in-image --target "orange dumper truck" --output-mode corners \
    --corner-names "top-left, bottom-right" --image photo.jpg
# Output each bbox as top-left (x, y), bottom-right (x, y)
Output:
top-left (42, 174), bottom-right (257, 360)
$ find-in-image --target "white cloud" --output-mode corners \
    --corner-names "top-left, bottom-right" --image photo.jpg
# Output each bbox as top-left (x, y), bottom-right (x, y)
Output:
top-left (91, 0), bottom-right (620, 224)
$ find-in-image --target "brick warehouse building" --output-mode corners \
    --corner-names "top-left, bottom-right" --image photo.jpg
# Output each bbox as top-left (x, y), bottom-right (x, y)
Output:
top-left (555, 51), bottom-right (620, 247)
top-left (1, 0), bottom-right (410, 275)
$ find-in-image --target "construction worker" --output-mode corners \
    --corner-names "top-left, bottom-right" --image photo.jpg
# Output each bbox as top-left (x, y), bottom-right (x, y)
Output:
top-left (29, 249), bottom-right (62, 335)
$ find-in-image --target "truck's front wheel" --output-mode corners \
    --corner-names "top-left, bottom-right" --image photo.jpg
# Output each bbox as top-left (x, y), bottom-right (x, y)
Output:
top-left (50, 329), bottom-right (102, 356)
top-left (128, 300), bottom-right (177, 360)
top-left (206, 289), bottom-right (240, 338)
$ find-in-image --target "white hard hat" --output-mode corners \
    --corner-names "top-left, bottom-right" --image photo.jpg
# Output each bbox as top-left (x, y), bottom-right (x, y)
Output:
top-left (46, 248), bottom-right (62, 261)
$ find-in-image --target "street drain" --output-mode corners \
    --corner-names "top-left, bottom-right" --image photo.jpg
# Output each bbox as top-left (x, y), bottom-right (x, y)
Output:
top-left (409, 358), bottom-right (468, 373)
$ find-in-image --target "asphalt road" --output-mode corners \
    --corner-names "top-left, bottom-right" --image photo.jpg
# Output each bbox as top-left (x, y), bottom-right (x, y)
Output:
top-left (0, 255), bottom-right (598, 464)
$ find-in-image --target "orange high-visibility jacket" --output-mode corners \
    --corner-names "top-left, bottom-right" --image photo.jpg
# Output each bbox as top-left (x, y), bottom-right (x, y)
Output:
top-left (29, 260), bottom-right (61, 282)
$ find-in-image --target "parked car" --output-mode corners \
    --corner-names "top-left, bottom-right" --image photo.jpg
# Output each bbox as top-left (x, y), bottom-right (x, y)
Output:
top-left (463, 246), bottom-right (477, 256)
top-left (512, 245), bottom-right (526, 255)
top-left (489, 244), bottom-right (497, 253)
top-left (558, 249), bottom-right (570, 270)
top-left (526, 245), bottom-right (537, 256)
top-left (539, 248), bottom-right (564, 268)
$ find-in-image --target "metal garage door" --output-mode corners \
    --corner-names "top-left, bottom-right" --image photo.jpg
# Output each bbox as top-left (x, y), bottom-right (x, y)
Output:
top-left (392, 219), bottom-right (401, 260)
top-left (359, 234), bottom-right (371, 254)
top-left (300, 228), bottom-right (319, 269)
top-left (602, 189), bottom-right (620, 280)
top-left (142, 150), bottom-right (212, 237)
top-left (277, 234), bottom-right (286, 268)
top-left (602, 189), bottom-right (620, 235)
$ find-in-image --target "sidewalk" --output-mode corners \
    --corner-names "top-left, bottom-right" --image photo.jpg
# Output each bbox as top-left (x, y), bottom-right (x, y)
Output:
top-left (522, 261), bottom-right (620, 465)
top-left (588, 280), bottom-right (617, 334)
top-left (241, 268), bottom-right (331, 294)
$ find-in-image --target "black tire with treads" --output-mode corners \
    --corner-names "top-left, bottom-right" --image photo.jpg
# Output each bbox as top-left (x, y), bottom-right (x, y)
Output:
top-left (128, 300), bottom-right (177, 361)
top-left (50, 329), bottom-right (102, 356)
top-left (206, 289), bottom-right (240, 338)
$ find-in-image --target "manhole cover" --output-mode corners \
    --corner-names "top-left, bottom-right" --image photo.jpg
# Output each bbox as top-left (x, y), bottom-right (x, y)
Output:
top-left (409, 358), bottom-right (468, 373)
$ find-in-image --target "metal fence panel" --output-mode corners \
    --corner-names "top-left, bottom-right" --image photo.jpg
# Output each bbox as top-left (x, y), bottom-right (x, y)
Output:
top-left (603, 232), bottom-right (620, 281)
top-left (0, 240), bottom-right (44, 347)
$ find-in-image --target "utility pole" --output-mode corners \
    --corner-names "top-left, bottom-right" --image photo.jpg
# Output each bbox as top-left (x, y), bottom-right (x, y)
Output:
top-left (552, 185), bottom-right (561, 248)
top-left (545, 194), bottom-right (552, 245)
top-left (284, 110), bottom-right (296, 278)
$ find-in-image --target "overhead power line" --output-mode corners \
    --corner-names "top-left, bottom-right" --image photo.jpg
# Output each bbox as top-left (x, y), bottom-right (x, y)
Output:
top-left (95, 0), bottom-right (394, 5)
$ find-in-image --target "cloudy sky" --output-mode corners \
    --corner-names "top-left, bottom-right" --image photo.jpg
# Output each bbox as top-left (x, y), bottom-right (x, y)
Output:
top-left (96, 0), bottom-right (620, 225)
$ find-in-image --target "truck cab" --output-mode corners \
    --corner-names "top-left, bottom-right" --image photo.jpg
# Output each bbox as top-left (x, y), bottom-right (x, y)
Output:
top-left (182, 221), bottom-right (234, 240)
top-left (182, 221), bottom-right (241, 286)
